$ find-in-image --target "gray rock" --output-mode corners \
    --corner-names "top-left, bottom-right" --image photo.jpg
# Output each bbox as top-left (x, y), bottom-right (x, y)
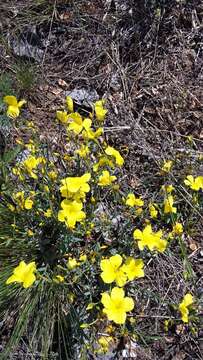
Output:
top-left (65, 88), bottom-right (99, 108)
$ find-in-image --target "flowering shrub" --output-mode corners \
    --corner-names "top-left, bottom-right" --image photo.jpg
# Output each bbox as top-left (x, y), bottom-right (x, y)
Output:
top-left (0, 95), bottom-right (201, 357)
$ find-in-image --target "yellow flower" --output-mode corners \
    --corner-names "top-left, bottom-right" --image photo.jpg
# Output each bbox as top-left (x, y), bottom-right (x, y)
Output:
top-left (179, 293), bottom-right (193, 323)
top-left (3, 95), bottom-right (26, 118)
top-left (98, 170), bottom-right (116, 187)
top-left (101, 287), bottom-right (134, 324)
top-left (122, 258), bottom-right (144, 280)
top-left (149, 203), bottom-right (158, 218)
top-left (56, 110), bottom-right (68, 124)
top-left (48, 170), bottom-right (58, 181)
top-left (66, 96), bottom-right (74, 113)
top-left (44, 185), bottom-right (50, 193)
top-left (79, 254), bottom-right (87, 262)
top-left (135, 207), bottom-right (143, 216)
top-left (6, 261), bottom-right (36, 288)
top-left (184, 175), bottom-right (203, 191)
top-left (67, 257), bottom-right (78, 269)
top-left (164, 195), bottom-right (177, 214)
top-left (82, 126), bottom-right (103, 140)
top-left (98, 336), bottom-right (113, 354)
top-left (105, 146), bottom-right (124, 166)
top-left (25, 141), bottom-right (36, 153)
top-left (44, 209), bottom-right (52, 218)
top-left (100, 254), bottom-right (127, 287)
top-left (27, 229), bottom-right (34, 237)
top-left (161, 184), bottom-right (174, 193)
top-left (60, 173), bottom-right (91, 199)
top-left (8, 204), bottom-right (15, 212)
top-left (125, 193), bottom-right (144, 207)
top-left (58, 200), bottom-right (86, 228)
top-left (13, 191), bottom-right (33, 210)
top-left (75, 145), bottom-right (90, 158)
top-left (24, 198), bottom-right (33, 210)
top-left (67, 113), bottom-right (92, 135)
top-left (22, 156), bottom-right (42, 179)
top-left (93, 156), bottom-right (114, 172)
top-left (172, 222), bottom-right (183, 235)
top-left (161, 160), bottom-right (173, 172)
top-left (133, 224), bottom-right (167, 252)
top-left (54, 275), bottom-right (64, 283)
top-left (94, 100), bottom-right (108, 121)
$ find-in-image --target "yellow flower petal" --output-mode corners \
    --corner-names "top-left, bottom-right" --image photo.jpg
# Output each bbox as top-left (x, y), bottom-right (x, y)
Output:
top-left (24, 198), bottom-right (33, 210)
top-left (123, 297), bottom-right (134, 312)
top-left (66, 96), bottom-right (74, 112)
top-left (7, 105), bottom-right (20, 118)
top-left (105, 146), bottom-right (124, 166)
top-left (109, 254), bottom-right (122, 268)
top-left (3, 95), bottom-right (18, 106)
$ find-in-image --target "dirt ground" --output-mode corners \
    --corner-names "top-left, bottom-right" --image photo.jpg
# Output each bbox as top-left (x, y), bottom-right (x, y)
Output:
top-left (0, 0), bottom-right (202, 359)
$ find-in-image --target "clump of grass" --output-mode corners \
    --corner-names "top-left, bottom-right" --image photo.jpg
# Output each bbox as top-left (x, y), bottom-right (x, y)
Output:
top-left (0, 94), bottom-right (202, 358)
top-left (13, 61), bottom-right (38, 92)
top-left (0, 73), bottom-right (14, 98)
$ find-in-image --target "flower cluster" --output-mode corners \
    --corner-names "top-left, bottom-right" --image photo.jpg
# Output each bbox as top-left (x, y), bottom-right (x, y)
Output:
top-left (133, 224), bottom-right (167, 252)
top-left (1, 93), bottom-right (200, 358)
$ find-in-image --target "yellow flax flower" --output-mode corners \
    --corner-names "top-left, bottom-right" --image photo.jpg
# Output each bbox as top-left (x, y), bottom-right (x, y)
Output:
top-left (101, 287), bottom-right (134, 324)
top-left (133, 224), bottom-right (167, 252)
top-left (98, 170), bottom-right (116, 187)
top-left (149, 203), bottom-right (158, 218)
top-left (75, 145), bottom-right (90, 158)
top-left (22, 156), bottom-right (42, 179)
top-left (125, 193), bottom-right (144, 207)
top-left (122, 258), bottom-right (144, 280)
top-left (97, 336), bottom-right (113, 354)
top-left (27, 229), bottom-right (34, 237)
top-left (93, 156), bottom-right (114, 172)
top-left (54, 275), bottom-right (64, 283)
top-left (184, 175), bottom-right (203, 191)
top-left (100, 254), bottom-right (127, 287)
top-left (66, 96), bottom-right (74, 113)
top-left (67, 113), bottom-right (92, 135)
top-left (164, 195), bottom-right (177, 214)
top-left (13, 191), bottom-right (33, 210)
top-left (82, 126), bottom-right (103, 140)
top-left (48, 170), bottom-right (58, 181)
top-left (135, 207), bottom-right (143, 216)
top-left (44, 209), bottom-right (52, 218)
top-left (79, 254), bottom-right (87, 262)
top-left (58, 200), bottom-right (86, 228)
top-left (3, 95), bottom-right (26, 118)
top-left (179, 293), bottom-right (193, 323)
top-left (94, 100), bottom-right (108, 121)
top-left (67, 257), bottom-right (78, 269)
top-left (6, 261), bottom-right (36, 288)
top-left (105, 146), bottom-right (124, 166)
top-left (172, 222), bottom-right (183, 235)
top-left (56, 110), bottom-right (69, 124)
top-left (60, 173), bottom-right (91, 199)
top-left (161, 184), bottom-right (174, 193)
top-left (161, 160), bottom-right (173, 172)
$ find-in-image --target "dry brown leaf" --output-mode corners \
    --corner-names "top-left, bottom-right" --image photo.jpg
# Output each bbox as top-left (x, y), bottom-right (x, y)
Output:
top-left (58, 79), bottom-right (68, 88)
top-left (59, 11), bottom-right (73, 21)
top-left (49, 87), bottom-right (63, 96)
top-left (189, 243), bottom-right (198, 251)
